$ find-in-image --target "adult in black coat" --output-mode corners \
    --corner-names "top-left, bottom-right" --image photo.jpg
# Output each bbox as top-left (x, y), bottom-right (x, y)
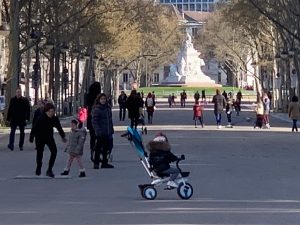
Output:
top-left (86, 82), bottom-right (101, 162)
top-left (118, 91), bottom-right (127, 121)
top-left (7, 88), bottom-right (31, 151)
top-left (29, 103), bottom-right (66, 177)
top-left (91, 93), bottom-right (114, 169)
top-left (126, 90), bottom-right (141, 129)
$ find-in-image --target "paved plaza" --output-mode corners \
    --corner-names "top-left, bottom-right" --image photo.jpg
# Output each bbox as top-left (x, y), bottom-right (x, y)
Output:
top-left (0, 101), bottom-right (300, 225)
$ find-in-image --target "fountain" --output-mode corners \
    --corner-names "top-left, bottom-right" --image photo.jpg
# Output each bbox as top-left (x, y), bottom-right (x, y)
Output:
top-left (162, 33), bottom-right (219, 87)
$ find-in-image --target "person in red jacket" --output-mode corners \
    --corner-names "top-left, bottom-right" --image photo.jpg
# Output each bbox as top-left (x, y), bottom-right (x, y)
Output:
top-left (193, 100), bottom-right (204, 128)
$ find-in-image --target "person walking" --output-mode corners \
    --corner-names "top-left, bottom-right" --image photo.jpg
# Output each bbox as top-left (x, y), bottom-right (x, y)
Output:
top-left (225, 92), bottom-right (233, 128)
top-left (29, 103), bottom-right (67, 177)
top-left (118, 91), bottom-right (127, 121)
top-left (193, 100), bottom-right (203, 128)
top-left (61, 119), bottom-right (87, 177)
top-left (91, 93), bottom-right (114, 169)
top-left (145, 92), bottom-right (155, 124)
top-left (194, 91), bottom-right (200, 103)
top-left (288, 96), bottom-right (300, 132)
top-left (254, 97), bottom-right (264, 129)
top-left (171, 93), bottom-right (176, 106)
top-left (201, 89), bottom-right (206, 102)
top-left (32, 99), bottom-right (45, 127)
top-left (263, 92), bottom-right (271, 128)
top-left (180, 90), bottom-right (187, 108)
top-left (126, 90), bottom-right (140, 129)
top-left (236, 90), bottom-right (243, 115)
top-left (168, 94), bottom-right (172, 108)
top-left (86, 82), bottom-right (101, 162)
top-left (212, 89), bottom-right (226, 129)
top-left (7, 88), bottom-right (31, 151)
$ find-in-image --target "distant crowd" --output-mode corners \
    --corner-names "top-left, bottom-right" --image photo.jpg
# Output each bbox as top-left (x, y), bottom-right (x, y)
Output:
top-left (4, 83), bottom-right (300, 178)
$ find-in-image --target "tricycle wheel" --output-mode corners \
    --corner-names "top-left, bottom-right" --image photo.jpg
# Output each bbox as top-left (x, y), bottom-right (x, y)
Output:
top-left (177, 183), bottom-right (193, 200)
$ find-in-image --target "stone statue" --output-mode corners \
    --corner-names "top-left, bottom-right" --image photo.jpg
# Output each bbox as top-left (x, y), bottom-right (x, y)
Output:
top-left (163, 32), bottom-right (215, 85)
top-left (185, 33), bottom-right (193, 48)
top-left (169, 64), bottom-right (177, 76)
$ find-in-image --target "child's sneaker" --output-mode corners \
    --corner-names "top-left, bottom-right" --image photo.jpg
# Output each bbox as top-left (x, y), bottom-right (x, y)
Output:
top-left (79, 171), bottom-right (86, 177)
top-left (167, 181), bottom-right (178, 188)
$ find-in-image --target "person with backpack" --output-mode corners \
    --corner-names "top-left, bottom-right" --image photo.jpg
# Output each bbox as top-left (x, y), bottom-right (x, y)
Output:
top-left (145, 92), bottom-right (155, 124)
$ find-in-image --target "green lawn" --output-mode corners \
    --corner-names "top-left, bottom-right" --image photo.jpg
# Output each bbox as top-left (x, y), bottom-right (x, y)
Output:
top-left (133, 86), bottom-right (256, 97)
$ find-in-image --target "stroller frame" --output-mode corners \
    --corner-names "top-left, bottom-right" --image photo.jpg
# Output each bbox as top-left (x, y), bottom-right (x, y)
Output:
top-left (122, 127), bottom-right (193, 200)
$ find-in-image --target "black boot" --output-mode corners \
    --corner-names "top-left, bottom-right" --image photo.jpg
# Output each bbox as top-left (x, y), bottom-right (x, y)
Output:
top-left (60, 170), bottom-right (69, 176)
top-left (101, 163), bottom-right (114, 168)
top-left (79, 171), bottom-right (86, 177)
top-left (35, 165), bottom-right (42, 176)
top-left (93, 164), bottom-right (99, 169)
top-left (46, 170), bottom-right (55, 178)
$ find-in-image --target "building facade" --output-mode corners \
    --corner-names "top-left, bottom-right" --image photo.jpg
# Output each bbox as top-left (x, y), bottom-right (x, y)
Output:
top-left (159, 0), bottom-right (219, 12)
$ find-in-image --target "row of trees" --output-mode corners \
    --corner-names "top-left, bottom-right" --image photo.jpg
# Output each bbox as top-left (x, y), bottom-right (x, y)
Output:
top-left (4, 0), bottom-right (182, 111)
top-left (197, 0), bottom-right (300, 111)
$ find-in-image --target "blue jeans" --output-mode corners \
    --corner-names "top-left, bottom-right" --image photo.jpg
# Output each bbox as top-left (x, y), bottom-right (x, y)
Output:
top-left (163, 167), bottom-right (180, 181)
top-left (215, 113), bottom-right (222, 125)
top-left (9, 124), bottom-right (25, 149)
top-left (292, 119), bottom-right (298, 132)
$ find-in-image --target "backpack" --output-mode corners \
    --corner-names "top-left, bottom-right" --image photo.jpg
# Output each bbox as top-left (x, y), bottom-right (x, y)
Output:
top-left (147, 97), bottom-right (154, 107)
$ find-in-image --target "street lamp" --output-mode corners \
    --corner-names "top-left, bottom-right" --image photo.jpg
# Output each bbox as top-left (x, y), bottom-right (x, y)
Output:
top-left (143, 54), bottom-right (157, 87)
top-left (30, 29), bottom-right (42, 105)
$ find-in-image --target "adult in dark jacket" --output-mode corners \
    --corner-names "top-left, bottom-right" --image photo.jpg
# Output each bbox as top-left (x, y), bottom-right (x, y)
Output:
top-left (145, 92), bottom-right (155, 124)
top-left (32, 99), bottom-right (45, 127)
top-left (212, 89), bottom-right (226, 129)
top-left (29, 103), bottom-right (66, 177)
top-left (86, 82), bottom-right (101, 162)
top-left (7, 88), bottom-right (31, 151)
top-left (126, 90), bottom-right (141, 129)
top-left (118, 91), bottom-right (127, 121)
top-left (91, 93), bottom-right (114, 169)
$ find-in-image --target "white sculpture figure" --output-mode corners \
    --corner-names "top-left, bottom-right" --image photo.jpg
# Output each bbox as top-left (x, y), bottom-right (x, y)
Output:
top-left (164, 32), bottom-right (216, 85)
top-left (169, 64), bottom-right (177, 77)
top-left (185, 33), bottom-right (193, 48)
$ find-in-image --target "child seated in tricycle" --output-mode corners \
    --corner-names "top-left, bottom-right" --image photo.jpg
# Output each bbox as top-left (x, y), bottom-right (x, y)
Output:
top-left (146, 132), bottom-right (180, 188)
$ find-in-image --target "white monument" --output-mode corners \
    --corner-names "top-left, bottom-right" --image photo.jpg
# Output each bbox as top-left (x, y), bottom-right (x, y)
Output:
top-left (163, 33), bottom-right (217, 87)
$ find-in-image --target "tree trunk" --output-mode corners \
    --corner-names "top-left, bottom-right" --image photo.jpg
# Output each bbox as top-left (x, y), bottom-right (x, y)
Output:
top-left (53, 51), bottom-right (60, 105)
top-left (5, 0), bottom-right (20, 119)
top-left (25, 46), bottom-right (31, 98)
top-left (48, 52), bottom-right (54, 99)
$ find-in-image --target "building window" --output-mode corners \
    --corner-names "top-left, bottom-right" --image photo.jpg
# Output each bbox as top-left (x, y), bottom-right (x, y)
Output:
top-left (208, 3), bottom-right (214, 11)
top-left (190, 3), bottom-right (195, 11)
top-left (123, 73), bottom-right (128, 83)
top-left (196, 3), bottom-right (201, 11)
top-left (154, 73), bottom-right (159, 83)
top-left (192, 27), bottom-right (198, 36)
top-left (183, 4), bottom-right (188, 10)
top-left (202, 3), bottom-right (208, 11)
